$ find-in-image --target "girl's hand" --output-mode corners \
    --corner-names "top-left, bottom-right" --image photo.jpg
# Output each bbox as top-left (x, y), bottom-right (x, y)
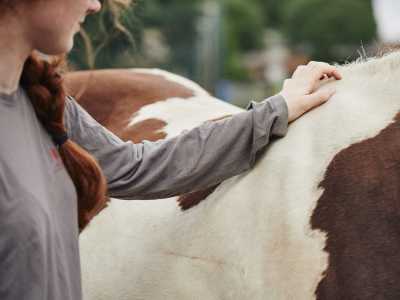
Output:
top-left (279, 61), bottom-right (342, 122)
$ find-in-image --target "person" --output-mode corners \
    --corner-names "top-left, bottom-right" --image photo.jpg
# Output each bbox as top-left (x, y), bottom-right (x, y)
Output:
top-left (0, 0), bottom-right (342, 299)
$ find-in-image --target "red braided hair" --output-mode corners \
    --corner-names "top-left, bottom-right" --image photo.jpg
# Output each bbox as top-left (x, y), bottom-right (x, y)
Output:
top-left (21, 53), bottom-right (109, 232)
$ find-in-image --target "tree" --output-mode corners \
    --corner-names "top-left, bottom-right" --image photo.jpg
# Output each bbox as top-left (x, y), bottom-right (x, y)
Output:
top-left (138, 0), bottom-right (203, 77)
top-left (283, 0), bottom-right (377, 62)
top-left (220, 0), bottom-right (266, 80)
top-left (255, 0), bottom-right (288, 28)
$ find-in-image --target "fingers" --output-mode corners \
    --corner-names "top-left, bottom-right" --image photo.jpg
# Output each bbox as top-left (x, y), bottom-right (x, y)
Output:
top-left (288, 88), bottom-right (336, 122)
top-left (283, 61), bottom-right (341, 122)
top-left (286, 87), bottom-right (337, 123)
top-left (293, 61), bottom-right (342, 82)
top-left (310, 63), bottom-right (342, 82)
top-left (304, 87), bottom-right (336, 110)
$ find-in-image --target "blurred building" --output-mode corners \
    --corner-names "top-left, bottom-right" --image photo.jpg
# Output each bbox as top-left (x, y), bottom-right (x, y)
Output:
top-left (372, 0), bottom-right (400, 44)
top-left (195, 1), bottom-right (222, 93)
top-left (142, 29), bottom-right (170, 65)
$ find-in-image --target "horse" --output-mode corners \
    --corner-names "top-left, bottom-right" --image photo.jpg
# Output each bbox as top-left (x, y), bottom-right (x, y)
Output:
top-left (67, 53), bottom-right (400, 299)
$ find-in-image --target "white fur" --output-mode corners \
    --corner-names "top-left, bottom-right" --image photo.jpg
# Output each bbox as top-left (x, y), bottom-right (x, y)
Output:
top-left (80, 52), bottom-right (400, 299)
top-left (128, 96), bottom-right (242, 137)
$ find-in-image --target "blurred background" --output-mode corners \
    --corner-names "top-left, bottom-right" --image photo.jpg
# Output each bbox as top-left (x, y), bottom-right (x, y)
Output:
top-left (68, 0), bottom-right (400, 108)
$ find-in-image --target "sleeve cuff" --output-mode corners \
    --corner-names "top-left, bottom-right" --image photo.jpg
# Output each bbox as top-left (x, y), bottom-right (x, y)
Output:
top-left (246, 94), bottom-right (289, 137)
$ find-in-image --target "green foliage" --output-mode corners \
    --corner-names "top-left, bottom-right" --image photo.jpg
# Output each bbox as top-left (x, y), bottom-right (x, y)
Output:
top-left (221, 0), bottom-right (265, 80)
top-left (283, 0), bottom-right (377, 62)
top-left (222, 0), bottom-right (265, 52)
top-left (255, 0), bottom-right (288, 28)
top-left (139, 0), bottom-right (203, 77)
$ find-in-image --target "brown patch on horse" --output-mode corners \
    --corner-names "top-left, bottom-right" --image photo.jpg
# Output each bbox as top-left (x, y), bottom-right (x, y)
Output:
top-left (177, 184), bottom-right (220, 210)
top-left (64, 69), bottom-right (194, 142)
top-left (311, 112), bottom-right (400, 299)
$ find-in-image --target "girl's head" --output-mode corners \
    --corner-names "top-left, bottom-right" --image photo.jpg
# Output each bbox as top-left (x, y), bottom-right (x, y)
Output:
top-left (1, 0), bottom-right (102, 55)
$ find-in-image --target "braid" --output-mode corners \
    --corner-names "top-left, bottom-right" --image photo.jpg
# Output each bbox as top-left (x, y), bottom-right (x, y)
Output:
top-left (21, 53), bottom-right (109, 232)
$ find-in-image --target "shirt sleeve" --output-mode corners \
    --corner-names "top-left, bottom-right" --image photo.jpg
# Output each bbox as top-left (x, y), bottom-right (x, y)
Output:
top-left (63, 94), bottom-right (288, 200)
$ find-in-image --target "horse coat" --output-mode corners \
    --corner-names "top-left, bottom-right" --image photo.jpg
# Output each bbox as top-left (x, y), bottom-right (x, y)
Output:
top-left (66, 54), bottom-right (400, 300)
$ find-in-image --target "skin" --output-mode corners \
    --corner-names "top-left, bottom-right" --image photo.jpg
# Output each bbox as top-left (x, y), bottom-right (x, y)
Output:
top-left (281, 61), bottom-right (342, 122)
top-left (0, 0), bottom-right (341, 121)
top-left (0, 0), bottom-right (101, 93)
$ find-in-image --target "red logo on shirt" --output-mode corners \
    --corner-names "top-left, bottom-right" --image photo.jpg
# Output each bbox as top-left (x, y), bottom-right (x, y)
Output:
top-left (50, 148), bottom-right (59, 160)
top-left (49, 147), bottom-right (64, 171)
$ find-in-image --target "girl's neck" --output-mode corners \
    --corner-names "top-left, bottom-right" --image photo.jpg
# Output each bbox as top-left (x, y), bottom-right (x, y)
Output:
top-left (0, 15), bottom-right (32, 95)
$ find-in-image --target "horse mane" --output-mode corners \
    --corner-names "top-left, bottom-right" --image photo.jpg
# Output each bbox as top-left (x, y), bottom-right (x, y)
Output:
top-left (338, 50), bottom-right (400, 80)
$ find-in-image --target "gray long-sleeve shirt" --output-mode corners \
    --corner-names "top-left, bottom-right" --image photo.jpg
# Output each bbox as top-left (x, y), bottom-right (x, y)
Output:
top-left (0, 86), bottom-right (288, 300)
